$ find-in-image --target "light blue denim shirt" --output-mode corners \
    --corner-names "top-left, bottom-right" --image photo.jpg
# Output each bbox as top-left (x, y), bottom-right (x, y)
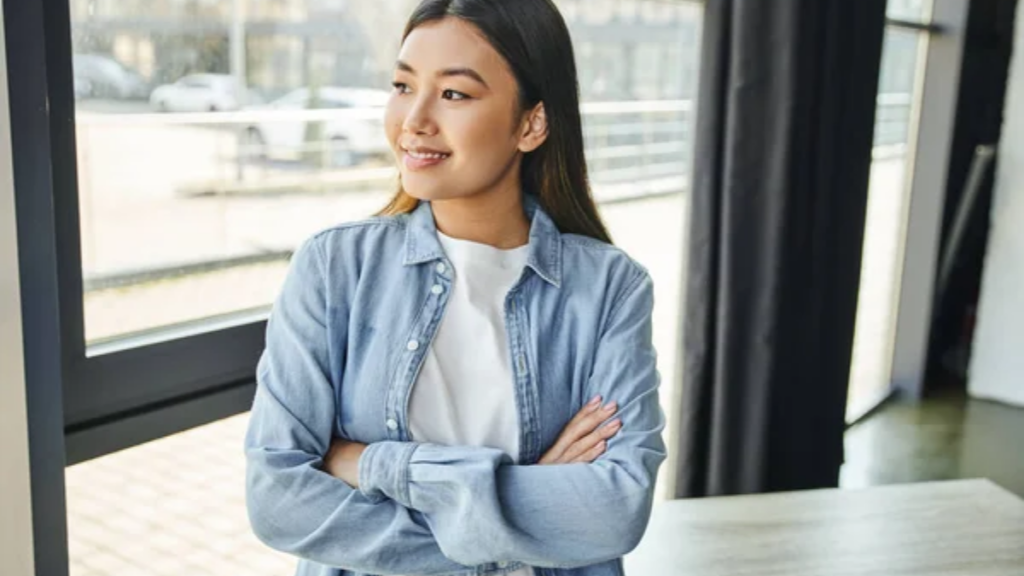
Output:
top-left (244, 194), bottom-right (666, 576)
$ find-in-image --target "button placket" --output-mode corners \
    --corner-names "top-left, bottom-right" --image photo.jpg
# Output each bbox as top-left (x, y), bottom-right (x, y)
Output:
top-left (508, 289), bottom-right (541, 463)
top-left (393, 260), bottom-right (452, 442)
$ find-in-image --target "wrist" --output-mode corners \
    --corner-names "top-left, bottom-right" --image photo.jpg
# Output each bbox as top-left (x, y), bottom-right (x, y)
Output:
top-left (358, 441), bottom-right (418, 506)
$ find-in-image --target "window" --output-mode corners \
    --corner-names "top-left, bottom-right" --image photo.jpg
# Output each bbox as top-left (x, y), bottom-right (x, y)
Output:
top-left (886, 0), bottom-right (933, 22)
top-left (64, 0), bottom-right (702, 443)
top-left (60, 1), bottom-right (703, 572)
top-left (847, 1), bottom-right (936, 421)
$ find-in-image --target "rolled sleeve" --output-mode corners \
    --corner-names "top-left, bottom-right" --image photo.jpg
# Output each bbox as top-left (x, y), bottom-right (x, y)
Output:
top-left (358, 440), bottom-right (418, 507)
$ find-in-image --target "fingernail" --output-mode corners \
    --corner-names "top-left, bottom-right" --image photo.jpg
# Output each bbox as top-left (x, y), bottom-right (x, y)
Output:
top-left (603, 402), bottom-right (618, 412)
top-left (610, 419), bottom-right (622, 428)
top-left (588, 395), bottom-right (602, 406)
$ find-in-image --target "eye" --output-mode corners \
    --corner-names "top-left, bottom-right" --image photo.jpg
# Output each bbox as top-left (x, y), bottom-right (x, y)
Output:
top-left (442, 89), bottom-right (470, 101)
top-left (391, 82), bottom-right (411, 95)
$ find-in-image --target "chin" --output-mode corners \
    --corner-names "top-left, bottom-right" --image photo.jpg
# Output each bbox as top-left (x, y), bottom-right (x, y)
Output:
top-left (400, 176), bottom-right (461, 202)
top-left (399, 182), bottom-right (441, 201)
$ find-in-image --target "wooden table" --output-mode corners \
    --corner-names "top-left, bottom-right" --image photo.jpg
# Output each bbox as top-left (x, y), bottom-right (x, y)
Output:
top-left (624, 479), bottom-right (1024, 575)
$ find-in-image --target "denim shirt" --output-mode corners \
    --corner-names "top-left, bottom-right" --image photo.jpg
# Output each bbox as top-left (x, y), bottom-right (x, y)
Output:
top-left (244, 195), bottom-right (667, 576)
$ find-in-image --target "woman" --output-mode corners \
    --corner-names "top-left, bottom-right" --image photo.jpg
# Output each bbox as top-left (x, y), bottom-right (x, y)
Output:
top-left (244, 1), bottom-right (666, 575)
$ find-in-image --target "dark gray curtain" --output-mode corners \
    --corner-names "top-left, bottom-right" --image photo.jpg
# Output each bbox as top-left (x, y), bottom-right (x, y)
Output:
top-left (673, 0), bottom-right (888, 497)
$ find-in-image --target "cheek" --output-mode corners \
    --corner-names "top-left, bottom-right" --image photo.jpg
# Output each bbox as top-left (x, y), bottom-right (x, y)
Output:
top-left (383, 102), bottom-right (403, 146)
top-left (448, 109), bottom-right (516, 158)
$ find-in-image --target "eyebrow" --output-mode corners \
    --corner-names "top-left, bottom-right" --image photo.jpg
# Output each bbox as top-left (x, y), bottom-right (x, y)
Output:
top-left (396, 60), bottom-right (489, 89)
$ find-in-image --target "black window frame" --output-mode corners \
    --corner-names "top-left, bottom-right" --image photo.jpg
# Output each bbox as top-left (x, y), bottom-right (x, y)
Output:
top-left (32, 0), bottom-right (709, 465)
top-left (15, 0), bottom-right (265, 466)
top-left (26, 0), bottom-right (931, 463)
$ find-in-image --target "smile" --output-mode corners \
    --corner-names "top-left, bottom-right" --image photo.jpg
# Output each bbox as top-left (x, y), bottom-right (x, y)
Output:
top-left (406, 150), bottom-right (450, 160)
top-left (402, 147), bottom-right (451, 170)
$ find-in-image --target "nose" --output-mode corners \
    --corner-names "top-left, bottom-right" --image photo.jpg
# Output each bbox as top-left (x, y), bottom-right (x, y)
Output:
top-left (402, 93), bottom-right (437, 136)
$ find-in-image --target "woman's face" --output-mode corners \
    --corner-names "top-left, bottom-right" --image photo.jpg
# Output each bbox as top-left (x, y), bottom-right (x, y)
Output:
top-left (385, 17), bottom-right (544, 202)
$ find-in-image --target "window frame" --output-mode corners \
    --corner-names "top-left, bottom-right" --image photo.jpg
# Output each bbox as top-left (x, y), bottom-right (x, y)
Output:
top-left (23, 0), bottom-right (266, 465)
top-left (885, 0), bottom-right (971, 402)
top-left (845, 1), bottom-right (970, 425)
top-left (35, 0), bottom-right (711, 465)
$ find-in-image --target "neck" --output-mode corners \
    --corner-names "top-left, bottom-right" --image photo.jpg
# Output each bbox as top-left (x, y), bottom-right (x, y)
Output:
top-left (430, 175), bottom-right (531, 250)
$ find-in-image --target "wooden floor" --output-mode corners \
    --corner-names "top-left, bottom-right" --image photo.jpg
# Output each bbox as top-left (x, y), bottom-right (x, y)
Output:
top-left (842, 386), bottom-right (1024, 497)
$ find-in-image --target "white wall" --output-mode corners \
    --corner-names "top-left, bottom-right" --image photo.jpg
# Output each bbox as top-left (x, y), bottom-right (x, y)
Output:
top-left (0, 0), bottom-right (37, 573)
top-left (968, 9), bottom-right (1024, 407)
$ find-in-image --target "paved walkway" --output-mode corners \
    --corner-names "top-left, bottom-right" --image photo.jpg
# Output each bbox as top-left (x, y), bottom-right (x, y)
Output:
top-left (66, 414), bottom-right (293, 576)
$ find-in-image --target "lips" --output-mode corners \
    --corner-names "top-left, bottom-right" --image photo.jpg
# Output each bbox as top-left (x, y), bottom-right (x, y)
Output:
top-left (402, 145), bottom-right (451, 170)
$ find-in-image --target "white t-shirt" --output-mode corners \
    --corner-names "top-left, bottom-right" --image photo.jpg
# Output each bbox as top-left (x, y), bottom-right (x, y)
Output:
top-left (407, 230), bottom-right (534, 576)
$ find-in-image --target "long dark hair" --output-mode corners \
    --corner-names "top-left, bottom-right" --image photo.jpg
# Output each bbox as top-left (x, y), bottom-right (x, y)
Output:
top-left (376, 0), bottom-right (612, 244)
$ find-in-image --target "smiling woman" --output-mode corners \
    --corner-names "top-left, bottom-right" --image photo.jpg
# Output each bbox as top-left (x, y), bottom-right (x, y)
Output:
top-left (376, 0), bottom-right (610, 246)
top-left (381, 15), bottom-right (551, 245)
top-left (41, 0), bottom-right (699, 572)
top-left (244, 1), bottom-right (667, 576)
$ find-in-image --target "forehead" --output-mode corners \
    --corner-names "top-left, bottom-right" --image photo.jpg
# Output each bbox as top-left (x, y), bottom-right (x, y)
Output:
top-left (399, 17), bottom-right (512, 79)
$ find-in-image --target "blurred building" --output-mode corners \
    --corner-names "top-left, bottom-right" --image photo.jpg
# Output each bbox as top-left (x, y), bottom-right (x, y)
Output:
top-left (67, 0), bottom-right (701, 101)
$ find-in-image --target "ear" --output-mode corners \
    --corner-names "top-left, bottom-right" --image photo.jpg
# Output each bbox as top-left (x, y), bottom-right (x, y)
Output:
top-left (517, 102), bottom-right (549, 153)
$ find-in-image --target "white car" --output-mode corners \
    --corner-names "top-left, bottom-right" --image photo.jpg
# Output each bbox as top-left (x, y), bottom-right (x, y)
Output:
top-left (242, 87), bottom-right (391, 167)
top-left (150, 74), bottom-right (244, 112)
top-left (73, 54), bottom-right (149, 100)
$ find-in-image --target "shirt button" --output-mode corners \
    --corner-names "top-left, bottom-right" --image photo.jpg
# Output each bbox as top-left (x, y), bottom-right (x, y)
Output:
top-left (407, 339), bottom-right (420, 351)
top-left (435, 262), bottom-right (446, 274)
top-left (386, 418), bottom-right (398, 431)
top-left (431, 284), bottom-right (444, 295)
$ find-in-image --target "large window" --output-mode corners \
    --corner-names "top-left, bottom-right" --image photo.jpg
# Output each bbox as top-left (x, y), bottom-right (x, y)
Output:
top-left (73, 0), bottom-right (700, 346)
top-left (847, 0), bottom-right (935, 420)
top-left (61, 0), bottom-right (701, 452)
top-left (63, 1), bottom-right (703, 573)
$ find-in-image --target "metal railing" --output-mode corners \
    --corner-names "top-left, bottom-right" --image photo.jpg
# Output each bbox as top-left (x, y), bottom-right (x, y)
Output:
top-left (75, 95), bottom-right (911, 289)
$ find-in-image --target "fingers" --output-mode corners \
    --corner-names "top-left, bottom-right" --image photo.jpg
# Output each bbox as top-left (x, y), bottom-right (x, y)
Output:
top-left (539, 396), bottom-right (602, 463)
top-left (544, 397), bottom-right (616, 462)
top-left (565, 395), bottom-right (605, 433)
top-left (570, 440), bottom-right (606, 464)
top-left (570, 399), bottom-right (618, 440)
top-left (539, 396), bottom-right (625, 465)
top-left (561, 418), bottom-right (622, 462)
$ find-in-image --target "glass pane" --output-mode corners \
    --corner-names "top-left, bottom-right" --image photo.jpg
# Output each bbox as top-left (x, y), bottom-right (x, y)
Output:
top-left (67, 0), bottom-right (701, 554)
top-left (887, 0), bottom-right (934, 22)
top-left (71, 0), bottom-right (701, 385)
top-left (66, 0), bottom-right (702, 566)
top-left (72, 1), bottom-right (403, 346)
top-left (848, 27), bottom-right (928, 421)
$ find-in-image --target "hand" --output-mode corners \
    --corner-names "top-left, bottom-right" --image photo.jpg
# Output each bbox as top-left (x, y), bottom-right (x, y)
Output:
top-left (324, 438), bottom-right (368, 488)
top-left (538, 396), bottom-right (621, 464)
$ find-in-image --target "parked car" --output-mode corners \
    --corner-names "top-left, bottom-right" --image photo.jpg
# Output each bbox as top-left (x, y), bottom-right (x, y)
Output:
top-left (73, 75), bottom-right (91, 100)
top-left (72, 54), bottom-right (149, 100)
top-left (242, 87), bottom-right (390, 167)
top-left (149, 74), bottom-right (246, 112)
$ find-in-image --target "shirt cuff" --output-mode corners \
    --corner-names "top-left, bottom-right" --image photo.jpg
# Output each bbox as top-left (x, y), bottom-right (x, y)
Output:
top-left (358, 440), bottom-right (418, 507)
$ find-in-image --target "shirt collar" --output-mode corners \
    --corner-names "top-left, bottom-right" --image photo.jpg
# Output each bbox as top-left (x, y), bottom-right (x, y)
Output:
top-left (403, 194), bottom-right (563, 288)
